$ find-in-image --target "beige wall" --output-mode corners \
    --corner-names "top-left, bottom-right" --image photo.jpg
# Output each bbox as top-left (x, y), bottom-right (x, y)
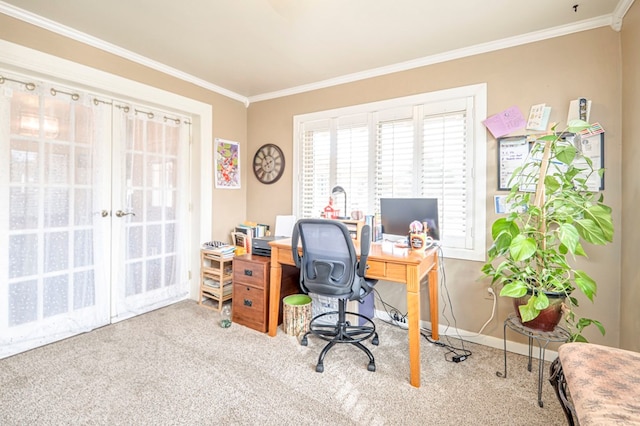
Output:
top-left (248, 27), bottom-right (623, 346)
top-left (0, 14), bottom-right (248, 242)
top-left (620, 1), bottom-right (640, 352)
top-left (1, 12), bottom-right (631, 348)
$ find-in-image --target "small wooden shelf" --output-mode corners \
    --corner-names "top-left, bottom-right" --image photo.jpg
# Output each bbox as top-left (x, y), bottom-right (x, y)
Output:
top-left (335, 219), bottom-right (364, 241)
top-left (199, 249), bottom-right (234, 311)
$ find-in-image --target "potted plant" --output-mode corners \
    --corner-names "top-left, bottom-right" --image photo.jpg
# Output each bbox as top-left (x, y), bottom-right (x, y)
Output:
top-left (481, 119), bottom-right (613, 342)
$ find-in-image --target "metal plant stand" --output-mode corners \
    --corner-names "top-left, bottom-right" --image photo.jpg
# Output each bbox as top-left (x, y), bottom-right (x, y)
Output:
top-left (496, 314), bottom-right (570, 407)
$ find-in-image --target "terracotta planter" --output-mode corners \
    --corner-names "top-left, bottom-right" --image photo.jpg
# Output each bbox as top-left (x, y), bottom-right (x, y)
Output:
top-left (513, 290), bottom-right (566, 332)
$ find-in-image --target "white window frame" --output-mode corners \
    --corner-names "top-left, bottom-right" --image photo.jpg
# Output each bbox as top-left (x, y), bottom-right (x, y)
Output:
top-left (293, 83), bottom-right (487, 261)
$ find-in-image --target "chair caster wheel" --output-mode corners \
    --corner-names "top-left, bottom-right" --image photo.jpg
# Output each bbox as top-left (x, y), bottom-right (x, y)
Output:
top-left (316, 364), bottom-right (324, 373)
top-left (372, 336), bottom-right (379, 345)
top-left (367, 362), bottom-right (376, 372)
top-left (301, 337), bottom-right (308, 346)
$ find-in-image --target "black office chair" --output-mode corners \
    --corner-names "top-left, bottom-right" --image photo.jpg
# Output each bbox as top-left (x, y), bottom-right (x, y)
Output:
top-left (291, 218), bottom-right (378, 373)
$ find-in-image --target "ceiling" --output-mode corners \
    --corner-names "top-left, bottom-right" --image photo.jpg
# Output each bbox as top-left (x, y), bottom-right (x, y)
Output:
top-left (0, 0), bottom-right (632, 103)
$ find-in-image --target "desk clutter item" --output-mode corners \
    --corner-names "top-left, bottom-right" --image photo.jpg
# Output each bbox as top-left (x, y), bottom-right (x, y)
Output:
top-left (203, 240), bottom-right (229, 249)
top-left (202, 241), bottom-right (235, 258)
top-left (199, 249), bottom-right (234, 311)
top-left (232, 254), bottom-right (299, 332)
top-left (408, 220), bottom-right (434, 252)
top-left (322, 196), bottom-right (339, 219)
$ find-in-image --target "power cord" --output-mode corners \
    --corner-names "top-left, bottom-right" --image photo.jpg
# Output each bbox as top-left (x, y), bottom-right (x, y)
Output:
top-left (372, 244), bottom-right (496, 363)
top-left (427, 245), bottom-right (472, 362)
top-left (372, 288), bottom-right (408, 328)
top-left (421, 329), bottom-right (472, 363)
top-left (373, 279), bottom-right (472, 363)
top-left (461, 287), bottom-right (496, 337)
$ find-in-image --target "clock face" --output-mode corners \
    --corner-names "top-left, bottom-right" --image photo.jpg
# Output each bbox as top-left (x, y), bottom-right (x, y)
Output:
top-left (253, 144), bottom-right (285, 184)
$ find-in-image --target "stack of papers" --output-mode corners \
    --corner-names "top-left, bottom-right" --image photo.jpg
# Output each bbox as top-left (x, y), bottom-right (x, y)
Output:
top-left (204, 244), bottom-right (235, 258)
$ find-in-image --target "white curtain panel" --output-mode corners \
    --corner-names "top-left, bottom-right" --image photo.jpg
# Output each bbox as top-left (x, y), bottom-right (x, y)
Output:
top-left (0, 70), bottom-right (190, 358)
top-left (110, 104), bottom-right (190, 322)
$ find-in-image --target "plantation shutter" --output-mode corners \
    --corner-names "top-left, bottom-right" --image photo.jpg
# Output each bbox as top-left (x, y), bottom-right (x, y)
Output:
top-left (375, 106), bottom-right (415, 206)
top-left (295, 88), bottom-right (483, 259)
top-left (336, 114), bottom-right (369, 215)
top-left (300, 119), bottom-right (330, 218)
top-left (422, 98), bottom-right (472, 249)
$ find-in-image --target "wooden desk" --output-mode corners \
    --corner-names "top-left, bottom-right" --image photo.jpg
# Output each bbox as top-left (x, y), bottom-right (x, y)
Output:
top-left (268, 238), bottom-right (439, 388)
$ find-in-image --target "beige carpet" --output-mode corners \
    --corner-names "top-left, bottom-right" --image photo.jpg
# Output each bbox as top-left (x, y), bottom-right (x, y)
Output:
top-left (0, 300), bottom-right (567, 425)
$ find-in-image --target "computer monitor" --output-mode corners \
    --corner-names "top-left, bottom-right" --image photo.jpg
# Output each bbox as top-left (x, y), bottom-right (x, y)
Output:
top-left (380, 198), bottom-right (439, 241)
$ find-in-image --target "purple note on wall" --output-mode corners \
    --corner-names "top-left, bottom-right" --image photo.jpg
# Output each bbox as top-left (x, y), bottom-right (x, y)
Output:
top-left (483, 106), bottom-right (526, 138)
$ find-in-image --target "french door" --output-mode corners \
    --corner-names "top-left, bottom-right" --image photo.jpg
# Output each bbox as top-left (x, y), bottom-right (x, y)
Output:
top-left (0, 72), bottom-right (190, 358)
top-left (110, 104), bottom-right (190, 321)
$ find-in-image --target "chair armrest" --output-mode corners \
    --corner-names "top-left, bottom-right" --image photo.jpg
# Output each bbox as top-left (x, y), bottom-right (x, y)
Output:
top-left (291, 223), bottom-right (301, 268)
top-left (357, 225), bottom-right (371, 277)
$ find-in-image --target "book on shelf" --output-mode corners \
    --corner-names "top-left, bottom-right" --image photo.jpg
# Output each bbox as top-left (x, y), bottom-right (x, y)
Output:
top-left (235, 221), bottom-right (270, 238)
top-left (365, 214), bottom-right (382, 241)
top-left (231, 231), bottom-right (250, 254)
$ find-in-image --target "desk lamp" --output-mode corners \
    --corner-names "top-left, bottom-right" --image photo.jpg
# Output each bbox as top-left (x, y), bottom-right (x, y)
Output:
top-left (331, 185), bottom-right (348, 219)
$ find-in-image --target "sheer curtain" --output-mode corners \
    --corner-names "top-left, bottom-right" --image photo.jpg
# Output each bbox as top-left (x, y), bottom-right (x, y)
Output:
top-left (0, 70), bottom-right (191, 358)
top-left (110, 103), bottom-right (190, 321)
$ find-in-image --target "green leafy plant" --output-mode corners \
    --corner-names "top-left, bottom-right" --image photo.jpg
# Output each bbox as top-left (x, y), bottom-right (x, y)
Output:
top-left (481, 120), bottom-right (613, 342)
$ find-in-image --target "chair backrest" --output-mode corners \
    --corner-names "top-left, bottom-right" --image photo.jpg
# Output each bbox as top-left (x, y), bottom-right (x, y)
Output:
top-left (291, 219), bottom-right (372, 300)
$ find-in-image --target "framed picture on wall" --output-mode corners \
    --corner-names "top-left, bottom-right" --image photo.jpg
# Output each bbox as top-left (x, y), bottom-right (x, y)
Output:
top-left (215, 138), bottom-right (241, 189)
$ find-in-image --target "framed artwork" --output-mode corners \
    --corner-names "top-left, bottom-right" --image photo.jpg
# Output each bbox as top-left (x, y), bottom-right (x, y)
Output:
top-left (215, 138), bottom-right (240, 189)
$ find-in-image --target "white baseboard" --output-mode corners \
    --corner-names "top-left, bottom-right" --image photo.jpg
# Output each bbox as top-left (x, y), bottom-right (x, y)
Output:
top-left (374, 309), bottom-right (559, 360)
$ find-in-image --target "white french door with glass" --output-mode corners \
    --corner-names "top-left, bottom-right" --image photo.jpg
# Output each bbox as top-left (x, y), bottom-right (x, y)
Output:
top-left (0, 72), bottom-right (190, 358)
top-left (110, 105), bottom-right (190, 321)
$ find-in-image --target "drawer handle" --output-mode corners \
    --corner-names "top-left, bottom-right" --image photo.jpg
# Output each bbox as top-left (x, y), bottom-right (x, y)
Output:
top-left (244, 299), bottom-right (253, 307)
top-left (244, 269), bottom-right (253, 276)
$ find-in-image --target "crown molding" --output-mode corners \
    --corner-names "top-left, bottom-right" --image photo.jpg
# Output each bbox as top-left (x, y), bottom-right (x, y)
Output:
top-left (0, 1), bottom-right (249, 106)
top-left (248, 14), bottom-right (614, 103)
top-left (612, 0), bottom-right (635, 31)
top-left (0, 1), bottom-right (625, 107)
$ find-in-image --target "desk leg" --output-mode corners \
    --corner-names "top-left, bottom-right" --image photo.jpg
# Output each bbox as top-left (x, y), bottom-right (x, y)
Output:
top-left (406, 265), bottom-right (421, 388)
top-left (268, 259), bottom-right (283, 337)
top-left (428, 258), bottom-right (439, 341)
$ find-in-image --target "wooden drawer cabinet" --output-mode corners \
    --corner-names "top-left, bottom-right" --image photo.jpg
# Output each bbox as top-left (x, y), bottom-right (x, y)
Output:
top-left (233, 282), bottom-right (266, 329)
top-left (232, 254), bottom-right (299, 332)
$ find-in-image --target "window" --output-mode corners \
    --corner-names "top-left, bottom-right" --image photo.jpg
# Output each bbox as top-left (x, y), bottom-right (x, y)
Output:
top-left (293, 84), bottom-right (487, 261)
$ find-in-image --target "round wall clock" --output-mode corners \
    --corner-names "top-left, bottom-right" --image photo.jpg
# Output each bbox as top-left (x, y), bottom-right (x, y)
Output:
top-left (253, 143), bottom-right (285, 184)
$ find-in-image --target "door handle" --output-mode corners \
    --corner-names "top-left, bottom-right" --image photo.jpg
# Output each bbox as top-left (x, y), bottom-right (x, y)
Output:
top-left (101, 210), bottom-right (110, 217)
top-left (115, 210), bottom-right (136, 217)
